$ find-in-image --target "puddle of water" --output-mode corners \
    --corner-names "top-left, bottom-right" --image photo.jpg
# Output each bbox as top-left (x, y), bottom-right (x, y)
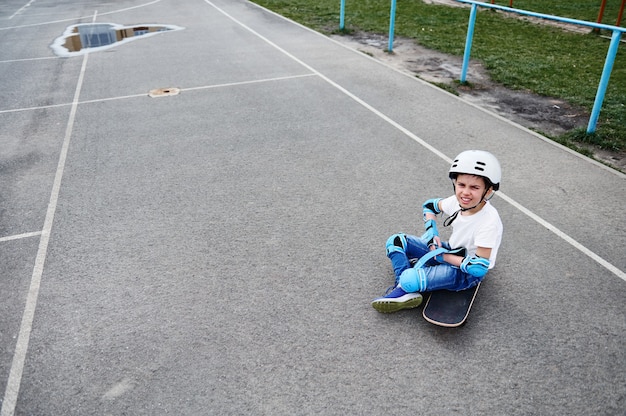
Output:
top-left (51, 23), bottom-right (184, 57)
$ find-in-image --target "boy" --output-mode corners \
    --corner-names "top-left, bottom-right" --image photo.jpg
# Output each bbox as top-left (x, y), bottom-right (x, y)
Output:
top-left (372, 150), bottom-right (503, 313)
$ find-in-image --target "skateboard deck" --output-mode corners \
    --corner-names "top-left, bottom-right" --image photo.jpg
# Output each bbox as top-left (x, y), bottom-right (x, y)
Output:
top-left (422, 283), bottom-right (480, 327)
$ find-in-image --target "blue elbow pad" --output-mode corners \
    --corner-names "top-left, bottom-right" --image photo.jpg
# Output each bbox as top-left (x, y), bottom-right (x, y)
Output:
top-left (422, 198), bottom-right (442, 218)
top-left (460, 256), bottom-right (490, 278)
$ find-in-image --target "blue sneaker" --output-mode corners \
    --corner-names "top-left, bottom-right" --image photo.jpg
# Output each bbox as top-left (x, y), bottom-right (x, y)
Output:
top-left (371, 286), bottom-right (423, 313)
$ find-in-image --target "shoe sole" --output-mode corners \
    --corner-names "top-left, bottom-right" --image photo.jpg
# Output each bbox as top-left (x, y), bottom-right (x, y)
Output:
top-left (371, 294), bottom-right (423, 313)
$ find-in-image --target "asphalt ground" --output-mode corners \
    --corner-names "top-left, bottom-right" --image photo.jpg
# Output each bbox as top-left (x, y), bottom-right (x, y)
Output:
top-left (1, 0), bottom-right (625, 415)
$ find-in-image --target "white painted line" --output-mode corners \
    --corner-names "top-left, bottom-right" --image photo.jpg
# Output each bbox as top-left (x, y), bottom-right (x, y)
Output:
top-left (180, 74), bottom-right (317, 93)
top-left (0, 74), bottom-right (316, 114)
top-left (0, 231), bottom-right (42, 243)
top-left (0, 102), bottom-right (73, 115)
top-left (205, 0), bottom-right (626, 283)
top-left (0, 10), bottom-right (92, 414)
top-left (9, 0), bottom-right (35, 20)
top-left (0, 0), bottom-right (162, 30)
top-left (0, 56), bottom-right (56, 63)
top-left (496, 192), bottom-right (626, 281)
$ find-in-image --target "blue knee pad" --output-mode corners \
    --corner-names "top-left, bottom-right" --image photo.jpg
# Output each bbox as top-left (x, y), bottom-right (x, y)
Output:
top-left (386, 233), bottom-right (407, 257)
top-left (399, 267), bottom-right (427, 293)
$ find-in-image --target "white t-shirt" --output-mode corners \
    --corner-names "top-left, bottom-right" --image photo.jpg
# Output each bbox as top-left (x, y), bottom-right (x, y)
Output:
top-left (440, 195), bottom-right (503, 268)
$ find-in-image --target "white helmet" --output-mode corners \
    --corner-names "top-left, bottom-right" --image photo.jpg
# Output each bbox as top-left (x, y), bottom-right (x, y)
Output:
top-left (449, 150), bottom-right (501, 191)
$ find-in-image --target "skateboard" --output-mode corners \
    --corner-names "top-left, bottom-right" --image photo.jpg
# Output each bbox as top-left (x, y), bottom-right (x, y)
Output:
top-left (422, 283), bottom-right (480, 327)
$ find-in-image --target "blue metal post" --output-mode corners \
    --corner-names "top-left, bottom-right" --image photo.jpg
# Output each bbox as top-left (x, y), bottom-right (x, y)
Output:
top-left (457, 0), bottom-right (626, 135)
top-left (460, 3), bottom-right (478, 83)
top-left (587, 29), bottom-right (622, 133)
top-left (340, 0), bottom-right (346, 30)
top-left (388, 0), bottom-right (397, 52)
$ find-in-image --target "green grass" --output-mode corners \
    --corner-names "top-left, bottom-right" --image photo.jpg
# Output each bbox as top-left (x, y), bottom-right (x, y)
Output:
top-left (251, 0), bottom-right (626, 154)
top-left (497, 0), bottom-right (624, 24)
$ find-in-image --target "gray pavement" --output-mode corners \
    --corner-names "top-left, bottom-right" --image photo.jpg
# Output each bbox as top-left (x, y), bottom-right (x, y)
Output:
top-left (1, 0), bottom-right (625, 415)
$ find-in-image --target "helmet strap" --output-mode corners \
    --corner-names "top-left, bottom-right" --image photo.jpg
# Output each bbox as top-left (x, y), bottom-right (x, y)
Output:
top-left (443, 187), bottom-right (491, 227)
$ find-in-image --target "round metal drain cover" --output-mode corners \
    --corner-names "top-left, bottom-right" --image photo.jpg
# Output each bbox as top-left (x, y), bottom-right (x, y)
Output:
top-left (149, 87), bottom-right (180, 98)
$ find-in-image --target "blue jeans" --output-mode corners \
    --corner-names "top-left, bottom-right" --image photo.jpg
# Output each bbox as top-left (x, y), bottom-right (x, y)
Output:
top-left (387, 233), bottom-right (482, 292)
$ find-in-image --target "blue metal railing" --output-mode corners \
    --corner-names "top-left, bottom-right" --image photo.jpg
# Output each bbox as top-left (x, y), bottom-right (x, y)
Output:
top-left (457, 0), bottom-right (625, 133)
top-left (340, 0), bottom-right (399, 52)
top-left (340, 0), bottom-right (625, 134)
top-left (340, 0), bottom-right (346, 31)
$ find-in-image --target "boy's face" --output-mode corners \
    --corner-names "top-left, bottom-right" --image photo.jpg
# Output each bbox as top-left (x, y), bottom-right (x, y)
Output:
top-left (454, 174), bottom-right (491, 211)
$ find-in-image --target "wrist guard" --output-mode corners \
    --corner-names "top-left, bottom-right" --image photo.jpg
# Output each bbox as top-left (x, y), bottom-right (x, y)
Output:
top-left (421, 219), bottom-right (439, 247)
